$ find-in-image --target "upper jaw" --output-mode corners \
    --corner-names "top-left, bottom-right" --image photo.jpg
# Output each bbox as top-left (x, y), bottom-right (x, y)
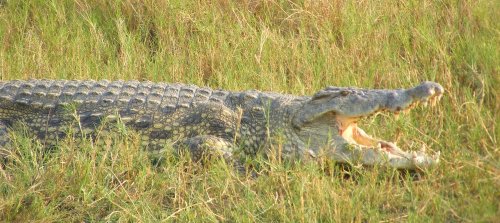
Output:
top-left (292, 81), bottom-right (445, 128)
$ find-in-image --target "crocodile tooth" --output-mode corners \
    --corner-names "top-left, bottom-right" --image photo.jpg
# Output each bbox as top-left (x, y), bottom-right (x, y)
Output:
top-left (430, 97), bottom-right (437, 106)
top-left (428, 88), bottom-right (435, 96)
top-left (394, 112), bottom-right (400, 119)
top-left (411, 151), bottom-right (417, 158)
top-left (434, 151), bottom-right (441, 161)
top-left (419, 145), bottom-right (426, 153)
top-left (422, 100), bottom-right (428, 107)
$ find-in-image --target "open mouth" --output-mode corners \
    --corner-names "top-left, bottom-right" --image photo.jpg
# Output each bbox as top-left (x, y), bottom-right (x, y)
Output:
top-left (293, 81), bottom-right (444, 168)
top-left (334, 92), bottom-right (443, 161)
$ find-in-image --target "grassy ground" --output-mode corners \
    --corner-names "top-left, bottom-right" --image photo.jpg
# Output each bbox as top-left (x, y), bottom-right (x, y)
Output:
top-left (0, 0), bottom-right (498, 222)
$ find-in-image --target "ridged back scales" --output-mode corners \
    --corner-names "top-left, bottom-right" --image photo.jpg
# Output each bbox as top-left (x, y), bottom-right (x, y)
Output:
top-left (0, 80), bottom-right (285, 119)
top-left (0, 79), bottom-right (226, 111)
top-left (0, 80), bottom-right (291, 148)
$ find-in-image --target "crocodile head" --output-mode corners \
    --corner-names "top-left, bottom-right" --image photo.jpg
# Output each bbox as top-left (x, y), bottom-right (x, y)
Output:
top-left (291, 81), bottom-right (444, 169)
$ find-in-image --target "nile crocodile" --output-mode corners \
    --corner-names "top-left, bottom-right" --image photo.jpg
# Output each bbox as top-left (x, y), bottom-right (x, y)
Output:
top-left (0, 80), bottom-right (443, 170)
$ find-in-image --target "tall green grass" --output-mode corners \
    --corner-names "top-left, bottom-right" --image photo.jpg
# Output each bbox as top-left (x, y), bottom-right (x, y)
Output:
top-left (0, 0), bottom-right (498, 222)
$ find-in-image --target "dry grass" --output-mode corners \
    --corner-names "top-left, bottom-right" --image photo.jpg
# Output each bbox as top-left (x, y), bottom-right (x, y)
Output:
top-left (0, 0), bottom-right (498, 222)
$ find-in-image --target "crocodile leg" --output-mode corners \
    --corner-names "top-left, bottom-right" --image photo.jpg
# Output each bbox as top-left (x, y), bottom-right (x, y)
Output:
top-left (178, 135), bottom-right (235, 162)
top-left (174, 135), bottom-right (249, 173)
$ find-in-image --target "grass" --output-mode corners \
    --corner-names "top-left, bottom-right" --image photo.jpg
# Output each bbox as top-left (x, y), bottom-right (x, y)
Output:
top-left (0, 0), bottom-right (498, 222)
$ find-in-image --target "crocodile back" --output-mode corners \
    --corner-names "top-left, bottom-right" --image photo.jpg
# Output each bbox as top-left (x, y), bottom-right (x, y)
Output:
top-left (0, 79), bottom-right (306, 154)
top-left (0, 80), bottom-right (235, 117)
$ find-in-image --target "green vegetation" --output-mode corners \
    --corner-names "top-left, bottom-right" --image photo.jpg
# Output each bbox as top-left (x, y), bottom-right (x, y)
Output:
top-left (0, 0), bottom-right (498, 222)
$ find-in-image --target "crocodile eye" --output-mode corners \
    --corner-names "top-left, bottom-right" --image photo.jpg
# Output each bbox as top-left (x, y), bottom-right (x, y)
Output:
top-left (312, 91), bottom-right (331, 101)
top-left (340, 90), bottom-right (350, 96)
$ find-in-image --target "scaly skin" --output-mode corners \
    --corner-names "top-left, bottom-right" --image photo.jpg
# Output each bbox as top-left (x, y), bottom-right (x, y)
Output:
top-left (0, 80), bottom-right (444, 170)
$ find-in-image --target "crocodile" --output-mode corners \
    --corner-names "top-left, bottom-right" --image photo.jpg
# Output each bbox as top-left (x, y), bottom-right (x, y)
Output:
top-left (0, 80), bottom-right (443, 170)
